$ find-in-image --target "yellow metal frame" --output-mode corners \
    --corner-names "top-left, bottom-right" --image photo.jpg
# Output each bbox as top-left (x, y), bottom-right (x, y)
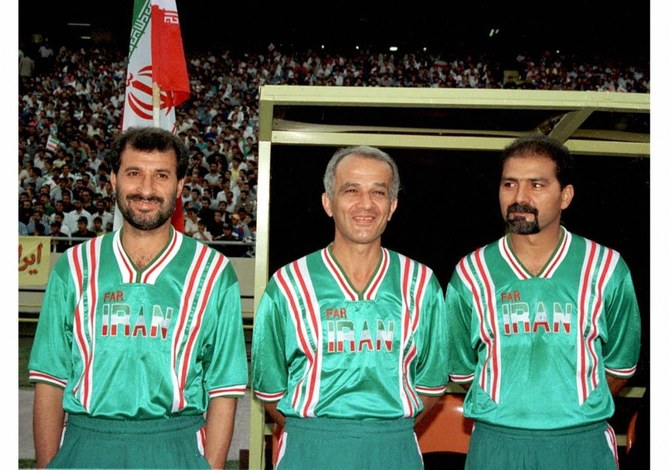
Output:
top-left (248, 86), bottom-right (650, 469)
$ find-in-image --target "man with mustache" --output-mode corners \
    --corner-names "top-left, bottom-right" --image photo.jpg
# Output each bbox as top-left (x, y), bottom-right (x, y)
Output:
top-left (252, 146), bottom-right (448, 469)
top-left (29, 127), bottom-right (248, 469)
top-left (445, 134), bottom-right (641, 469)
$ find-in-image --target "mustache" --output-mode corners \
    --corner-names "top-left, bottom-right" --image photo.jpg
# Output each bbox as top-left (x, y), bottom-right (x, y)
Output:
top-left (506, 203), bottom-right (537, 216)
top-left (126, 194), bottom-right (164, 204)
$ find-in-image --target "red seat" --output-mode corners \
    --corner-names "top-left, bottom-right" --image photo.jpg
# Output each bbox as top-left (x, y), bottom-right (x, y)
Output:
top-left (416, 393), bottom-right (473, 455)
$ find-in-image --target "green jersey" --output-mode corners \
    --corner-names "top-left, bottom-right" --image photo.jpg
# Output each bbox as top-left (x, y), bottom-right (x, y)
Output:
top-left (29, 229), bottom-right (248, 419)
top-left (252, 246), bottom-right (448, 420)
top-left (446, 227), bottom-right (641, 429)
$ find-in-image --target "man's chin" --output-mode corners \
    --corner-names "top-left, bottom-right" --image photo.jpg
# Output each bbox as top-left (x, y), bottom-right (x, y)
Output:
top-left (506, 219), bottom-right (540, 235)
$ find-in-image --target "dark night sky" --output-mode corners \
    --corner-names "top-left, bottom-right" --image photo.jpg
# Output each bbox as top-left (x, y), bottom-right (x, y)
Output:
top-left (18, 1), bottom-right (650, 62)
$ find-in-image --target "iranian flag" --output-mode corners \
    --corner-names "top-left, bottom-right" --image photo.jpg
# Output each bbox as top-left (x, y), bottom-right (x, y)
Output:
top-left (117, 0), bottom-right (190, 230)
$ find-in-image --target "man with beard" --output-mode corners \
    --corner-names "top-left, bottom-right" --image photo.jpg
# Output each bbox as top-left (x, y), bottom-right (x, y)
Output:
top-left (445, 134), bottom-right (641, 470)
top-left (252, 146), bottom-right (448, 469)
top-left (29, 127), bottom-right (248, 469)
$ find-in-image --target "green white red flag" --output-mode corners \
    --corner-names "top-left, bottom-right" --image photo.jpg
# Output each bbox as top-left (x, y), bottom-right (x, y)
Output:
top-left (118, 0), bottom-right (190, 231)
top-left (122, 0), bottom-right (190, 132)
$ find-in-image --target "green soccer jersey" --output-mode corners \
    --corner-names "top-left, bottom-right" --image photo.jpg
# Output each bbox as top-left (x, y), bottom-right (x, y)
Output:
top-left (252, 246), bottom-right (448, 420)
top-left (29, 229), bottom-right (248, 419)
top-left (446, 227), bottom-right (641, 429)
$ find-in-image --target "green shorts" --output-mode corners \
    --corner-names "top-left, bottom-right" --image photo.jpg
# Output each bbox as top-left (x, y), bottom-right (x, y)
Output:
top-left (277, 417), bottom-right (423, 470)
top-left (465, 420), bottom-right (618, 470)
top-left (47, 414), bottom-right (210, 469)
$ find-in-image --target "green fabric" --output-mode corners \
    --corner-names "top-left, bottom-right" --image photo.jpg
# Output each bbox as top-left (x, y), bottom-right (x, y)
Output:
top-left (47, 414), bottom-right (210, 469)
top-left (277, 417), bottom-right (423, 470)
top-left (465, 421), bottom-right (618, 470)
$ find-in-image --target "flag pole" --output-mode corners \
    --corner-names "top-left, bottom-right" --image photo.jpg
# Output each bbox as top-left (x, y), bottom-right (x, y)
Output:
top-left (152, 82), bottom-right (161, 127)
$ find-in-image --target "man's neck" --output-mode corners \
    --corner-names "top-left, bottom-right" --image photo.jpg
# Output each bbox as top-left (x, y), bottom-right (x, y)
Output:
top-left (330, 240), bottom-right (383, 292)
top-left (120, 224), bottom-right (173, 270)
top-left (508, 225), bottom-right (563, 275)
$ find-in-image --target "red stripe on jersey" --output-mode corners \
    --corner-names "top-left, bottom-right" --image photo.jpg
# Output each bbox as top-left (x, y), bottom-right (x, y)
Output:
top-left (586, 247), bottom-right (614, 389)
top-left (473, 248), bottom-right (500, 402)
top-left (178, 254), bottom-right (225, 407)
top-left (141, 229), bottom-right (179, 283)
top-left (398, 256), bottom-right (429, 416)
top-left (542, 229), bottom-right (570, 278)
top-left (577, 241), bottom-right (598, 403)
top-left (605, 365), bottom-right (637, 377)
top-left (254, 390), bottom-right (285, 401)
top-left (172, 245), bottom-right (209, 410)
top-left (29, 371), bottom-right (67, 388)
top-left (290, 259), bottom-right (321, 417)
top-left (276, 267), bottom-right (315, 416)
top-left (450, 372), bottom-right (475, 383)
top-left (416, 384), bottom-right (448, 395)
top-left (323, 248), bottom-right (357, 300)
top-left (365, 248), bottom-right (389, 300)
top-left (411, 264), bottom-right (428, 334)
top-left (605, 424), bottom-right (619, 465)
top-left (403, 344), bottom-right (420, 414)
top-left (457, 251), bottom-right (499, 402)
top-left (401, 257), bottom-right (413, 347)
top-left (70, 243), bottom-right (92, 410)
top-left (113, 232), bottom-right (135, 282)
top-left (209, 384), bottom-right (246, 397)
top-left (81, 238), bottom-right (101, 411)
top-left (501, 237), bottom-right (529, 279)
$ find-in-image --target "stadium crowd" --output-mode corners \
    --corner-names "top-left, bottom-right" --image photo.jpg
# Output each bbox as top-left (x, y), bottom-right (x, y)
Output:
top-left (18, 40), bottom-right (650, 256)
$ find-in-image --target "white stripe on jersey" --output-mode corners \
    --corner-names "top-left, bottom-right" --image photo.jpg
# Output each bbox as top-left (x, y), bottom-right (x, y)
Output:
top-left (68, 237), bottom-right (103, 412)
top-left (276, 258), bottom-right (322, 417)
top-left (170, 244), bottom-right (228, 412)
top-left (322, 248), bottom-right (358, 301)
top-left (576, 240), bottom-right (619, 404)
top-left (456, 248), bottom-right (502, 403)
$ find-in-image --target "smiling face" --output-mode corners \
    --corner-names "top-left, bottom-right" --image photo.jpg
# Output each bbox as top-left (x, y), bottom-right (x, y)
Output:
top-left (499, 153), bottom-right (573, 235)
top-left (111, 146), bottom-right (184, 232)
top-left (322, 154), bottom-right (398, 249)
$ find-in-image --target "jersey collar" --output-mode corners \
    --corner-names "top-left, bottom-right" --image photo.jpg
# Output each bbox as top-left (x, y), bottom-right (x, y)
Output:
top-left (499, 226), bottom-right (572, 279)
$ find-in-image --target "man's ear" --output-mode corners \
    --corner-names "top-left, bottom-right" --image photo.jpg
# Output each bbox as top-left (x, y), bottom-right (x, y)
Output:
top-left (322, 192), bottom-right (333, 217)
top-left (560, 184), bottom-right (574, 210)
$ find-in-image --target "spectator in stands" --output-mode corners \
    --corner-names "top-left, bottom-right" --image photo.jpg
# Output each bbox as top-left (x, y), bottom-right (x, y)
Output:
top-left (19, 198), bottom-right (34, 225)
top-left (38, 193), bottom-right (55, 218)
top-left (183, 206), bottom-right (200, 237)
top-left (192, 219), bottom-right (213, 241)
top-left (26, 208), bottom-right (49, 236)
top-left (65, 198), bottom-right (93, 233)
top-left (198, 196), bottom-right (215, 228)
top-left (50, 211), bottom-right (72, 236)
top-left (60, 191), bottom-right (75, 213)
top-left (92, 216), bottom-right (106, 236)
top-left (208, 209), bottom-right (227, 240)
top-left (48, 220), bottom-right (70, 252)
top-left (71, 215), bottom-right (97, 238)
top-left (230, 213), bottom-right (250, 241)
top-left (233, 189), bottom-right (254, 215)
top-left (181, 184), bottom-right (193, 206)
top-left (216, 201), bottom-right (233, 224)
top-left (219, 222), bottom-right (239, 241)
top-left (190, 187), bottom-right (202, 212)
top-left (91, 199), bottom-right (114, 230)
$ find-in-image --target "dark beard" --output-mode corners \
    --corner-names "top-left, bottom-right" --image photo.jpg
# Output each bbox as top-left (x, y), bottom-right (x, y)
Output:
top-left (118, 194), bottom-right (175, 231)
top-left (506, 203), bottom-right (540, 234)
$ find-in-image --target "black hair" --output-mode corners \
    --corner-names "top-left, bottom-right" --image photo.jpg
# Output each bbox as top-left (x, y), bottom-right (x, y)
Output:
top-left (109, 127), bottom-right (189, 179)
top-left (501, 134), bottom-right (575, 188)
